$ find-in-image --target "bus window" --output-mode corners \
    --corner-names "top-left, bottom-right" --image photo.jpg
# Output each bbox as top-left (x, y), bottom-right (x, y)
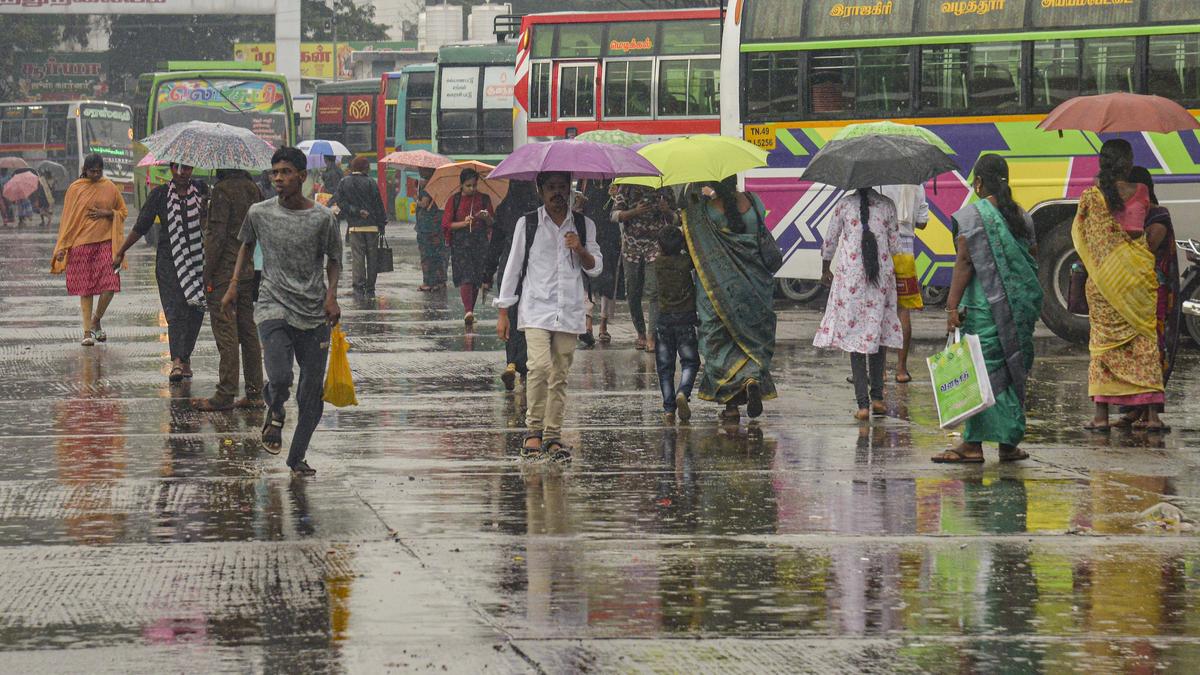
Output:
top-left (809, 48), bottom-right (909, 116)
top-left (921, 44), bottom-right (1019, 113)
top-left (557, 24), bottom-right (602, 58)
top-left (1033, 40), bottom-right (1079, 109)
top-left (23, 118), bottom-right (46, 145)
top-left (660, 20), bottom-right (721, 56)
top-left (344, 124), bottom-right (374, 155)
top-left (559, 64), bottom-right (596, 119)
top-left (746, 52), bottom-right (801, 119)
top-left (48, 117), bottom-right (67, 147)
top-left (658, 58), bottom-right (720, 117)
top-left (1149, 34), bottom-right (1200, 104)
top-left (482, 109), bottom-right (512, 155)
top-left (604, 60), bottom-right (653, 118)
top-left (531, 25), bottom-right (554, 59)
top-left (530, 63), bottom-right (552, 120)
top-left (1081, 38), bottom-right (1137, 96)
top-left (440, 110), bottom-right (476, 155)
top-left (406, 70), bottom-right (434, 141)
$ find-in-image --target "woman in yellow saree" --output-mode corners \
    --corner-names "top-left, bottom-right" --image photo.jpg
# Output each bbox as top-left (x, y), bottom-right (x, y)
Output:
top-left (1073, 140), bottom-right (1164, 431)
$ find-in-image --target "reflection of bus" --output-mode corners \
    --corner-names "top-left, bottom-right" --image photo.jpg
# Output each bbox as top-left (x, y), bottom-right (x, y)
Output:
top-left (314, 78), bottom-right (380, 170)
top-left (0, 100), bottom-right (134, 194)
top-left (387, 64), bottom-right (436, 221)
top-left (514, 8), bottom-right (722, 146)
top-left (435, 41), bottom-right (517, 162)
top-left (722, 0), bottom-right (1200, 342)
top-left (132, 62), bottom-right (295, 207)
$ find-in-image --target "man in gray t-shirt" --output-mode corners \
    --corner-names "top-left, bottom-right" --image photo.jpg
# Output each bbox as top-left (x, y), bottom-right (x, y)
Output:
top-left (222, 147), bottom-right (343, 477)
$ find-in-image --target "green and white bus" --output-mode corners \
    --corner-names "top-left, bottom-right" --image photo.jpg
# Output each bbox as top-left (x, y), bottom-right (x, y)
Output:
top-left (434, 41), bottom-right (518, 163)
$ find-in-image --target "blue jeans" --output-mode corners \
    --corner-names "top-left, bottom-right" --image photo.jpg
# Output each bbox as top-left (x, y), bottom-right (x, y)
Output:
top-left (655, 318), bottom-right (700, 412)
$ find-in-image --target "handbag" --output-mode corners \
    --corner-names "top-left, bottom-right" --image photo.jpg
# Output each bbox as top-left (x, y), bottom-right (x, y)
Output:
top-left (323, 325), bottom-right (358, 407)
top-left (374, 234), bottom-right (395, 273)
top-left (1067, 262), bottom-right (1089, 314)
top-left (750, 197), bottom-right (784, 273)
top-left (894, 252), bottom-right (924, 310)
top-left (926, 329), bottom-right (995, 429)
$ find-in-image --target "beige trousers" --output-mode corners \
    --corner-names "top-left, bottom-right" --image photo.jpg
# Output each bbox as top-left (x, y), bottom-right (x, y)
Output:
top-left (525, 328), bottom-right (578, 441)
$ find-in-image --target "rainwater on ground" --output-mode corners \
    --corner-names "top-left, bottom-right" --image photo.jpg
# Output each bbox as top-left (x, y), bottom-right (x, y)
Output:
top-left (2, 221), bottom-right (1200, 673)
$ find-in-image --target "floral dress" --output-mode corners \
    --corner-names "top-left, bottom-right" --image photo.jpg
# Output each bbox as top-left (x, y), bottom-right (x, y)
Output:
top-left (814, 191), bottom-right (903, 354)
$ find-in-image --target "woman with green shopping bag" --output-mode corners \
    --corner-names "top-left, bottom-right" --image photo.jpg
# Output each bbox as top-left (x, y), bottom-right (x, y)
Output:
top-left (932, 154), bottom-right (1043, 464)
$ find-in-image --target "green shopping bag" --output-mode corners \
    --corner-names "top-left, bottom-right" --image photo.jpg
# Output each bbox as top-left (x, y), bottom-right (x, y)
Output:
top-left (926, 330), bottom-right (995, 429)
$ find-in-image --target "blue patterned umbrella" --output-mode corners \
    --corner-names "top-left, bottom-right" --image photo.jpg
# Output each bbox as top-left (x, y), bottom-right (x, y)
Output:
top-left (139, 122), bottom-right (276, 171)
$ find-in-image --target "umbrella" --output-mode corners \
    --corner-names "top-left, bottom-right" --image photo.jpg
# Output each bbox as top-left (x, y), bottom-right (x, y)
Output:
top-left (137, 152), bottom-right (163, 168)
top-left (0, 157), bottom-right (29, 170)
top-left (801, 135), bottom-right (959, 190)
top-left (489, 140), bottom-right (661, 181)
top-left (831, 121), bottom-right (953, 152)
top-left (298, 139), bottom-right (352, 157)
top-left (140, 121), bottom-right (275, 171)
top-left (33, 160), bottom-right (67, 184)
top-left (614, 135), bottom-right (767, 188)
top-left (2, 171), bottom-right (39, 201)
top-left (574, 129), bottom-right (647, 147)
top-left (425, 160), bottom-right (509, 210)
top-left (1038, 92), bottom-right (1200, 133)
top-left (379, 150), bottom-right (451, 169)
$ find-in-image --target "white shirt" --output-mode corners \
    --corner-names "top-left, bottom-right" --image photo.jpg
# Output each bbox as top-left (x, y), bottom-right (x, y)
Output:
top-left (494, 206), bottom-right (603, 335)
top-left (878, 185), bottom-right (929, 238)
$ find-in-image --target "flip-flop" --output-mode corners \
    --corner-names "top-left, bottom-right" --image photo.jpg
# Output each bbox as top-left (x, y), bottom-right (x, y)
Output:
top-left (931, 448), bottom-right (985, 464)
top-left (192, 398), bottom-right (234, 412)
top-left (895, 373), bottom-right (912, 383)
top-left (261, 416), bottom-right (284, 455)
top-left (999, 448), bottom-right (1031, 462)
top-left (598, 331), bottom-right (611, 344)
top-left (1139, 423), bottom-right (1172, 433)
top-left (1083, 423), bottom-right (1111, 433)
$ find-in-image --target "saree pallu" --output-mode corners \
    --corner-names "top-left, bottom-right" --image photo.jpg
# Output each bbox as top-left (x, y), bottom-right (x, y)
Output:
top-left (682, 194), bottom-right (777, 404)
top-left (1148, 206), bottom-right (1180, 387)
top-left (954, 200), bottom-right (1043, 446)
top-left (1071, 187), bottom-right (1164, 404)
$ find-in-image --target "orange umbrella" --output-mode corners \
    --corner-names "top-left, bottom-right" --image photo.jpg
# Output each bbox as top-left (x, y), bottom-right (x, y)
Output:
top-left (1038, 93), bottom-right (1200, 134)
top-left (425, 160), bottom-right (509, 210)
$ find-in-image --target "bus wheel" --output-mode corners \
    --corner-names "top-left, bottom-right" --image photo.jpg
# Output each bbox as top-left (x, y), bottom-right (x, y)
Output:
top-left (778, 278), bottom-right (824, 303)
top-left (1038, 221), bottom-right (1090, 344)
top-left (1181, 274), bottom-right (1200, 348)
top-left (922, 285), bottom-right (948, 307)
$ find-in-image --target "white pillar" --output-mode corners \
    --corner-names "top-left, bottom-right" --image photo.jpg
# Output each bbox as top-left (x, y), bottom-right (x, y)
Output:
top-left (275, 0), bottom-right (303, 96)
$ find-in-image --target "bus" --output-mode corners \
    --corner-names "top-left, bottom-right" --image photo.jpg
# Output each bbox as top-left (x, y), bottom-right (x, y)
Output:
top-left (513, 8), bottom-right (723, 146)
top-left (132, 62), bottom-right (295, 207)
top-left (294, 94), bottom-right (316, 141)
top-left (0, 100), bottom-right (133, 195)
top-left (388, 63), bottom-right (436, 221)
top-left (434, 40), bottom-right (518, 163)
top-left (314, 78), bottom-right (381, 171)
top-left (722, 0), bottom-right (1200, 342)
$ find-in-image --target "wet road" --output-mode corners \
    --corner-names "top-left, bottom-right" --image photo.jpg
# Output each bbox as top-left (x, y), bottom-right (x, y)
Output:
top-left (3, 222), bottom-right (1200, 673)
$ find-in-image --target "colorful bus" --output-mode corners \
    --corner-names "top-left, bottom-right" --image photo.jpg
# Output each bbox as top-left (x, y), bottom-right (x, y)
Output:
top-left (132, 61), bottom-right (294, 207)
top-left (0, 100), bottom-right (133, 195)
top-left (434, 40), bottom-right (518, 162)
top-left (722, 0), bottom-right (1200, 342)
top-left (514, 8), bottom-right (723, 146)
top-left (389, 63), bottom-right (436, 221)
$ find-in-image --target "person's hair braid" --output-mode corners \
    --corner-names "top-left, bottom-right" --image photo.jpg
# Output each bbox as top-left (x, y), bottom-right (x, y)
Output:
top-left (1097, 138), bottom-right (1133, 213)
top-left (859, 189), bottom-right (880, 286)
top-left (974, 154), bottom-right (1029, 239)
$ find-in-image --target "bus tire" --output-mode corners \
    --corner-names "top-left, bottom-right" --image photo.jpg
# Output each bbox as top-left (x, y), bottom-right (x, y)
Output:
top-left (1038, 220), bottom-right (1090, 344)
top-left (1181, 273), bottom-right (1200, 348)
top-left (922, 285), bottom-right (948, 307)
top-left (778, 278), bottom-right (824, 303)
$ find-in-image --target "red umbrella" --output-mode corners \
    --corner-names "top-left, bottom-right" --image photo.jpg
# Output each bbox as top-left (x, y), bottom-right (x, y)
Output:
top-left (1038, 93), bottom-right (1200, 134)
top-left (2, 171), bottom-right (39, 201)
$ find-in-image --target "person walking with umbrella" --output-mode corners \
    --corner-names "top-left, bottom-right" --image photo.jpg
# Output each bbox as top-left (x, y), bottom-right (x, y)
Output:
top-left (113, 163), bottom-right (209, 382)
top-left (413, 168), bottom-right (447, 292)
top-left (321, 156), bottom-right (344, 194)
top-left (611, 184), bottom-right (675, 352)
top-left (442, 168), bottom-right (495, 326)
top-left (331, 156), bottom-right (388, 297)
top-left (50, 154), bottom-right (128, 346)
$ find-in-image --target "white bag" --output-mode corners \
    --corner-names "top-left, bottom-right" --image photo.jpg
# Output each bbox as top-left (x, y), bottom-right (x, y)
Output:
top-left (926, 329), bottom-right (996, 429)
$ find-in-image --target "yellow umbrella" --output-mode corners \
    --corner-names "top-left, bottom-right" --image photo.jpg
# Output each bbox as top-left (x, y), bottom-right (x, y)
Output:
top-left (425, 160), bottom-right (509, 209)
top-left (614, 135), bottom-right (769, 188)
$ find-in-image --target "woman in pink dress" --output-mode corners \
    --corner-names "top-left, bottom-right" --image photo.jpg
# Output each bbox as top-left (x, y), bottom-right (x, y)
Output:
top-left (814, 188), bottom-right (903, 420)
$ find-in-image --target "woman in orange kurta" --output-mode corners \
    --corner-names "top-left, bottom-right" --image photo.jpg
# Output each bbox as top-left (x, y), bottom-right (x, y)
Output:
top-left (51, 154), bottom-right (128, 346)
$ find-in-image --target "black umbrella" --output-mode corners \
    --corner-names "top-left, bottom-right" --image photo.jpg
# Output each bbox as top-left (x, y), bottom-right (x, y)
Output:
top-left (802, 135), bottom-right (959, 189)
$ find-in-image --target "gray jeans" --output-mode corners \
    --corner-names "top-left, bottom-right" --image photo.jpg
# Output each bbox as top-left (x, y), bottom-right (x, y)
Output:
top-left (850, 350), bottom-right (886, 410)
top-left (349, 231), bottom-right (379, 293)
top-left (624, 258), bottom-right (658, 336)
top-left (259, 319), bottom-right (330, 467)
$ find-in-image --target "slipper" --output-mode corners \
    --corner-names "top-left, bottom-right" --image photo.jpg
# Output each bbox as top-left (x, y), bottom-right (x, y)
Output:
top-left (931, 448), bottom-right (985, 464)
top-left (999, 448), bottom-right (1031, 462)
top-left (542, 439), bottom-right (573, 463)
top-left (192, 397), bottom-right (234, 412)
top-left (895, 373), bottom-right (912, 384)
top-left (234, 397), bottom-right (266, 410)
top-left (1083, 423), bottom-right (1111, 433)
top-left (261, 416), bottom-right (284, 455)
top-left (169, 365), bottom-right (184, 383)
top-left (598, 331), bottom-right (611, 344)
top-left (1139, 423), bottom-right (1172, 433)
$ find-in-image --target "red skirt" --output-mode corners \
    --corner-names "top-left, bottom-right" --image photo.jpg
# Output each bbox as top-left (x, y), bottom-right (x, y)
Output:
top-left (65, 241), bottom-right (121, 296)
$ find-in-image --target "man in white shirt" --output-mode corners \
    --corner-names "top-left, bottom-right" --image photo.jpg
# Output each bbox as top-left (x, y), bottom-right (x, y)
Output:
top-left (878, 184), bottom-right (929, 383)
top-left (495, 172), bottom-right (603, 461)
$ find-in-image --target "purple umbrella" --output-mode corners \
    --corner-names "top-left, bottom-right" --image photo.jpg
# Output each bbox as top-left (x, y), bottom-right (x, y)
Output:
top-left (489, 140), bottom-right (661, 181)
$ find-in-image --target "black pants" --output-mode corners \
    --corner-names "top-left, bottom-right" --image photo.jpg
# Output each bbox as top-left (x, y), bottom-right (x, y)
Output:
top-left (259, 319), bottom-right (330, 468)
top-left (850, 350), bottom-right (886, 410)
top-left (156, 255), bottom-right (205, 363)
top-left (506, 305), bottom-right (527, 374)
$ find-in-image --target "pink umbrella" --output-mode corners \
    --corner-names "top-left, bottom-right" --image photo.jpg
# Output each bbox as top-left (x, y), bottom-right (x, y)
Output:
top-left (0, 156), bottom-right (29, 170)
top-left (379, 150), bottom-right (451, 169)
top-left (137, 152), bottom-right (163, 167)
top-left (2, 171), bottom-right (39, 201)
top-left (489, 139), bottom-right (661, 181)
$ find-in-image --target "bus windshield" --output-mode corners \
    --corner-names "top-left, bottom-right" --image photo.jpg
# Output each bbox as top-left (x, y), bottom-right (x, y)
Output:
top-left (79, 104), bottom-right (133, 177)
top-left (155, 77), bottom-right (290, 147)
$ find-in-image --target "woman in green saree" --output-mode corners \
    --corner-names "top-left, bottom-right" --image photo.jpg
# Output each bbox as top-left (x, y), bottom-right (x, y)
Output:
top-left (932, 154), bottom-right (1044, 463)
top-left (682, 178), bottom-right (778, 423)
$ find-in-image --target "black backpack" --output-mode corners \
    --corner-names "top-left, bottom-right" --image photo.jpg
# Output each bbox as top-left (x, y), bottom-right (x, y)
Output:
top-left (515, 210), bottom-right (592, 301)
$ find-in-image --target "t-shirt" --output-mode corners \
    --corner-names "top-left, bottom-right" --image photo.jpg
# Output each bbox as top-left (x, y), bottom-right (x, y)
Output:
top-left (239, 197), bottom-right (342, 330)
top-left (654, 251), bottom-right (696, 321)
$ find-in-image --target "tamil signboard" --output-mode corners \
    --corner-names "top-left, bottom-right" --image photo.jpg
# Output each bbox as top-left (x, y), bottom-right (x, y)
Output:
top-left (16, 53), bottom-right (109, 101)
top-left (234, 41), bottom-right (416, 81)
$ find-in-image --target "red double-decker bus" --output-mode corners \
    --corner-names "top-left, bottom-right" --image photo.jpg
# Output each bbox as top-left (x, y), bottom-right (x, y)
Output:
top-left (513, 8), bottom-right (723, 147)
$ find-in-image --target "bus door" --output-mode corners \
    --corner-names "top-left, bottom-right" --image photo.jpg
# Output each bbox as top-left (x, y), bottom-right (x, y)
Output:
top-left (555, 60), bottom-right (598, 137)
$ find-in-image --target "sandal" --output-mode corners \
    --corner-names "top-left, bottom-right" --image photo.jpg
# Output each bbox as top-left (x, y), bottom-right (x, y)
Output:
top-left (634, 336), bottom-right (646, 350)
top-left (1083, 422), bottom-right (1110, 433)
top-left (1139, 422), bottom-right (1172, 433)
top-left (931, 448), bottom-right (985, 464)
top-left (1113, 413), bottom-right (1140, 429)
top-left (871, 401), bottom-right (887, 416)
top-left (169, 365), bottom-right (184, 382)
top-left (519, 433), bottom-right (543, 460)
top-left (598, 331), bottom-right (611, 344)
top-left (895, 372), bottom-right (912, 384)
top-left (92, 324), bottom-right (107, 343)
top-left (81, 331), bottom-right (96, 347)
top-left (192, 397), bottom-right (234, 412)
top-left (235, 397), bottom-right (266, 410)
top-left (542, 439), bottom-right (573, 463)
top-left (999, 447), bottom-right (1031, 462)
top-left (418, 285), bottom-right (431, 292)
top-left (746, 381), bottom-right (763, 419)
top-left (261, 416), bottom-right (284, 454)
top-left (181, 364), bottom-right (193, 379)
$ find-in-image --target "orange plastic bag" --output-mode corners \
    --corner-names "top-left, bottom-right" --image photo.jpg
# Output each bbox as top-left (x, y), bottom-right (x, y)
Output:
top-left (323, 325), bottom-right (358, 407)
top-left (894, 253), bottom-right (924, 310)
